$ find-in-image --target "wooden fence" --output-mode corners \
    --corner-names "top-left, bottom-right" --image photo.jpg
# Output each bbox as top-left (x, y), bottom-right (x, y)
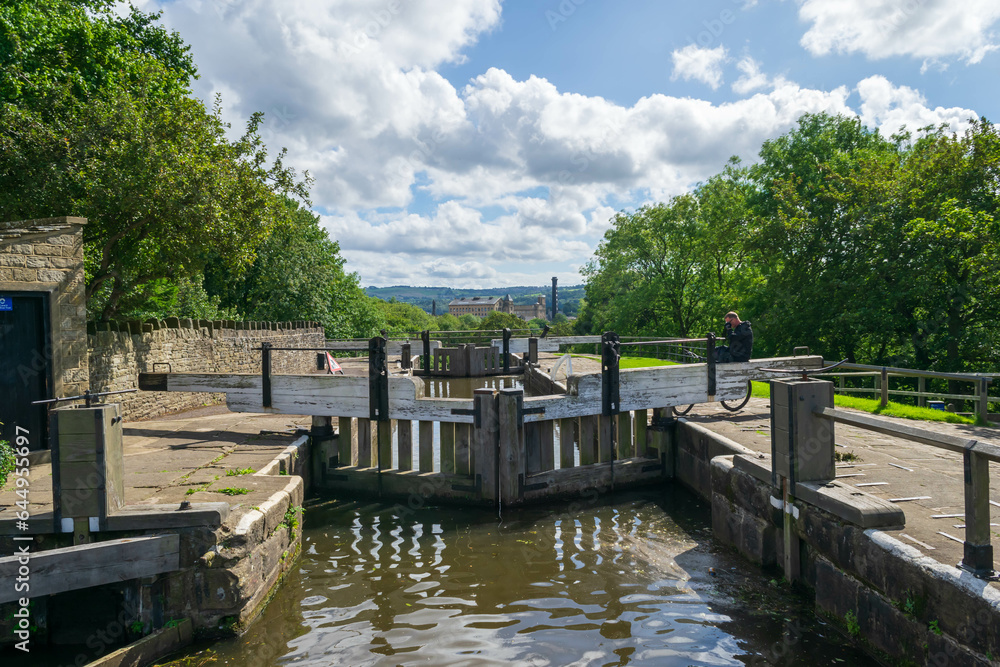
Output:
top-left (817, 361), bottom-right (997, 420)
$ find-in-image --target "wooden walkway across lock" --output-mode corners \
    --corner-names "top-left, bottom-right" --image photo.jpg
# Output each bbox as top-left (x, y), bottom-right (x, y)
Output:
top-left (138, 355), bottom-right (822, 506)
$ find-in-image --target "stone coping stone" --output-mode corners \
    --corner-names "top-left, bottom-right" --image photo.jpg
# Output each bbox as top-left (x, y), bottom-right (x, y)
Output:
top-left (733, 453), bottom-right (905, 529)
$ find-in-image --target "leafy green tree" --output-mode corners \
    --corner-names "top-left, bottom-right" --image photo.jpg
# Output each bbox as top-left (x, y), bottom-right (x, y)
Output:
top-left (744, 113), bottom-right (902, 359)
top-left (435, 313), bottom-right (462, 331)
top-left (375, 299), bottom-right (435, 335)
top-left (891, 120), bottom-right (1000, 372)
top-left (203, 203), bottom-right (382, 338)
top-left (581, 195), bottom-right (726, 337)
top-left (458, 314), bottom-right (480, 329)
top-left (0, 0), bottom-right (308, 320)
top-left (478, 311), bottom-right (528, 331)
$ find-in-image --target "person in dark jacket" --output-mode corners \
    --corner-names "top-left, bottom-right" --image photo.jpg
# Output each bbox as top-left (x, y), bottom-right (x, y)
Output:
top-left (715, 311), bottom-right (753, 362)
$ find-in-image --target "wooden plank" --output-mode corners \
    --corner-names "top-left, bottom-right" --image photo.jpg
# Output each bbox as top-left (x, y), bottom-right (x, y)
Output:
top-left (634, 409), bottom-right (648, 457)
top-left (474, 390), bottom-right (499, 502)
top-left (440, 422), bottom-right (456, 474)
top-left (579, 415), bottom-right (597, 465)
top-left (105, 503), bottom-right (230, 531)
top-left (418, 421), bottom-right (434, 472)
top-left (538, 420), bottom-right (555, 472)
top-left (815, 408), bottom-right (1000, 461)
top-left (397, 420), bottom-right (413, 471)
top-left (520, 458), bottom-right (664, 503)
top-left (337, 417), bottom-right (354, 467)
top-left (0, 535), bottom-right (180, 603)
top-left (498, 390), bottom-right (523, 505)
top-left (524, 422), bottom-right (541, 475)
top-left (599, 415), bottom-right (613, 462)
top-left (324, 468), bottom-right (491, 504)
top-left (357, 418), bottom-right (373, 468)
top-left (618, 412), bottom-right (633, 459)
top-left (455, 423), bottom-right (472, 476)
top-left (376, 421), bottom-right (392, 470)
top-left (89, 618), bottom-right (193, 667)
top-left (559, 418), bottom-right (576, 469)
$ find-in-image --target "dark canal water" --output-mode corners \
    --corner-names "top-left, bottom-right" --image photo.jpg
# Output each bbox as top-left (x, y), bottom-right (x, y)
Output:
top-left (162, 487), bottom-right (874, 666)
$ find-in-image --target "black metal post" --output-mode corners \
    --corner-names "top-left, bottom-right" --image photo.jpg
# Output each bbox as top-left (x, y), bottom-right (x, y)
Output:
top-left (421, 330), bottom-right (431, 374)
top-left (503, 327), bottom-right (511, 374)
top-left (261, 342), bottom-right (272, 408)
top-left (602, 331), bottom-right (620, 416)
top-left (706, 332), bottom-right (716, 397)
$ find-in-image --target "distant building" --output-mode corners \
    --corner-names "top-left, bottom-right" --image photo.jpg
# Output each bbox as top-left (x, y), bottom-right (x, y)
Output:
top-left (448, 296), bottom-right (502, 317)
top-left (448, 294), bottom-right (549, 320)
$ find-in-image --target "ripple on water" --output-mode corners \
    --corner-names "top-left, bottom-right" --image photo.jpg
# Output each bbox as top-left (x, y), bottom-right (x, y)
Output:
top-left (148, 488), bottom-right (877, 667)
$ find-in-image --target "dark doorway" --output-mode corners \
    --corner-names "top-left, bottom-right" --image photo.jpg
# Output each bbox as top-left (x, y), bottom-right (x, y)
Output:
top-left (0, 292), bottom-right (52, 450)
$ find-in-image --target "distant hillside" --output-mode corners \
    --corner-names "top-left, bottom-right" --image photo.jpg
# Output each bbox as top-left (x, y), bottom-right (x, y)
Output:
top-left (365, 284), bottom-right (585, 317)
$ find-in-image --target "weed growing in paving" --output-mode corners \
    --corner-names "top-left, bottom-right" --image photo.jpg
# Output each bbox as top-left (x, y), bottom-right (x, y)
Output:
top-left (215, 487), bottom-right (250, 496)
top-left (226, 468), bottom-right (255, 476)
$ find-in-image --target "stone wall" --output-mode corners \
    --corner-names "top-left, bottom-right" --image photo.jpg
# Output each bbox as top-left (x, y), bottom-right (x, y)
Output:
top-left (673, 420), bottom-right (1000, 667)
top-left (88, 320), bottom-right (325, 421)
top-left (0, 216), bottom-right (89, 399)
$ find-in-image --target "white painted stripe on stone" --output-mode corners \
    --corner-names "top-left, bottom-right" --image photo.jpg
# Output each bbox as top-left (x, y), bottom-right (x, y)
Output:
top-left (937, 531), bottom-right (964, 544)
top-left (931, 514), bottom-right (964, 518)
top-left (890, 496), bottom-right (932, 502)
top-left (902, 534), bottom-right (935, 550)
top-left (888, 463), bottom-right (913, 472)
top-left (856, 482), bottom-right (888, 487)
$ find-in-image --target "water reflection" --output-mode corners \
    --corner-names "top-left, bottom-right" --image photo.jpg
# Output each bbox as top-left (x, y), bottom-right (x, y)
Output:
top-left (163, 488), bottom-right (871, 667)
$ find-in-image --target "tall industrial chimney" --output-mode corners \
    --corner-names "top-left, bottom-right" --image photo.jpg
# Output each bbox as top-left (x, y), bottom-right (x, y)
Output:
top-left (432, 299), bottom-right (437, 316)
top-left (551, 277), bottom-right (558, 320)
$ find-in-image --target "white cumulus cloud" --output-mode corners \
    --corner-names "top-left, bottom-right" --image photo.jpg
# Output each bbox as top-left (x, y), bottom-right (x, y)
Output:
top-left (795, 0), bottom-right (1000, 65)
top-left (670, 44), bottom-right (729, 90)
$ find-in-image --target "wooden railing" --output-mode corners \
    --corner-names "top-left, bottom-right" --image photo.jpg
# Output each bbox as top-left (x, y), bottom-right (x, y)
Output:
top-left (817, 361), bottom-right (997, 420)
top-left (814, 407), bottom-right (998, 578)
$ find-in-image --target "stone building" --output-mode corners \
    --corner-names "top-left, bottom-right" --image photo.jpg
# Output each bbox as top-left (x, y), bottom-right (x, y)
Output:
top-left (0, 216), bottom-right (89, 449)
top-left (447, 294), bottom-right (547, 320)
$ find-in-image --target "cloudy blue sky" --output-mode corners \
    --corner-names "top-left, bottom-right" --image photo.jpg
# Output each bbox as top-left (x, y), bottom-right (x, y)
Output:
top-left (137, 0), bottom-right (1000, 288)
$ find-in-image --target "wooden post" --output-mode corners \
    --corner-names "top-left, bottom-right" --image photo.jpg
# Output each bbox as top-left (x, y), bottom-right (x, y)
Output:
top-left (634, 409), bottom-right (648, 457)
top-left (473, 389), bottom-right (499, 503)
top-left (357, 417), bottom-right (372, 467)
top-left (418, 421), bottom-right (434, 472)
top-left (440, 422), bottom-right (456, 474)
top-left (498, 389), bottom-right (524, 506)
top-left (337, 417), bottom-right (356, 466)
top-left (918, 376), bottom-right (926, 407)
top-left (598, 415), bottom-right (613, 462)
top-left (528, 337), bottom-right (538, 364)
top-left (880, 367), bottom-right (889, 407)
top-left (377, 420), bottom-right (392, 470)
top-left (455, 423), bottom-right (472, 475)
top-left (647, 408), bottom-right (667, 459)
top-left (538, 420), bottom-right (555, 472)
top-left (618, 412), bottom-right (633, 459)
top-left (397, 420), bottom-right (412, 471)
top-left (961, 448), bottom-right (994, 576)
top-left (559, 418), bottom-right (576, 469)
top-left (310, 416), bottom-right (333, 484)
top-left (524, 422), bottom-right (541, 475)
top-left (579, 415), bottom-right (598, 465)
top-left (978, 378), bottom-right (989, 423)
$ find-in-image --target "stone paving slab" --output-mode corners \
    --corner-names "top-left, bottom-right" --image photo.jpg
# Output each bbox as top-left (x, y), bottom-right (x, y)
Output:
top-left (682, 398), bottom-right (1000, 589)
top-left (0, 405), bottom-right (311, 532)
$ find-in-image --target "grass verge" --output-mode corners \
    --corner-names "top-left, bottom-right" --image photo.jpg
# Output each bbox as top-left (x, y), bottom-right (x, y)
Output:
top-left (752, 381), bottom-right (976, 424)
